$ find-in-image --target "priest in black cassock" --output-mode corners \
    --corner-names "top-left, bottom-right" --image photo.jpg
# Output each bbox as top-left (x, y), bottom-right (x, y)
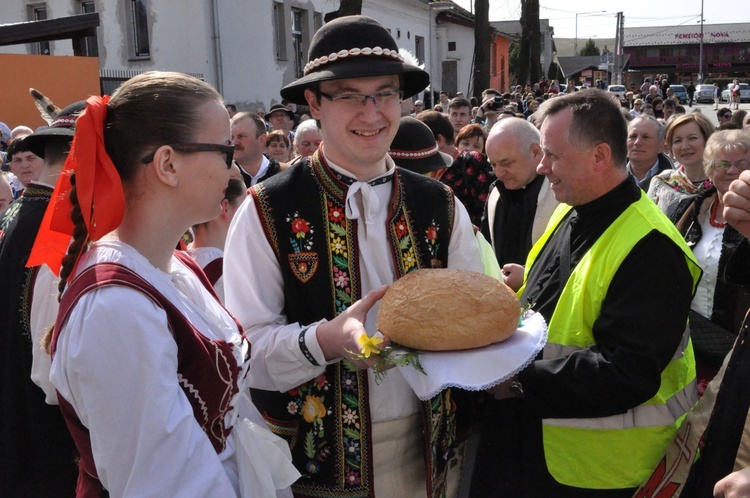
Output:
top-left (480, 117), bottom-right (557, 289)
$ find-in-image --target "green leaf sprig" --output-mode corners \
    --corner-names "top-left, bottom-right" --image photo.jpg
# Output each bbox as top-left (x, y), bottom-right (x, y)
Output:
top-left (346, 343), bottom-right (426, 384)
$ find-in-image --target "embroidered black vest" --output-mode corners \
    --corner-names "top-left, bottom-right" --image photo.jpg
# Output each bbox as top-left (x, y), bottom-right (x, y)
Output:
top-left (250, 154), bottom-right (458, 498)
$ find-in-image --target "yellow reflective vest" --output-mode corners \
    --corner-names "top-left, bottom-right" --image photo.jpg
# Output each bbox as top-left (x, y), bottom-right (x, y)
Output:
top-left (520, 192), bottom-right (702, 489)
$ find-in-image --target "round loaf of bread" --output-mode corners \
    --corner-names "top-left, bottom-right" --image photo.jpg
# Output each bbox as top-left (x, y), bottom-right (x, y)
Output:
top-left (377, 269), bottom-right (521, 351)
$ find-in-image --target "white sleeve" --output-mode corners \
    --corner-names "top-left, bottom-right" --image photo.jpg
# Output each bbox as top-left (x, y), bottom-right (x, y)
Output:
top-left (447, 197), bottom-right (485, 273)
top-left (29, 265), bottom-right (60, 404)
top-left (224, 196), bottom-right (327, 393)
top-left (50, 287), bottom-right (237, 498)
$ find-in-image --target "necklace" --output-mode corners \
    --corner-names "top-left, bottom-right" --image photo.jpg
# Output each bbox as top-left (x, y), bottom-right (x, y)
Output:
top-left (709, 198), bottom-right (726, 228)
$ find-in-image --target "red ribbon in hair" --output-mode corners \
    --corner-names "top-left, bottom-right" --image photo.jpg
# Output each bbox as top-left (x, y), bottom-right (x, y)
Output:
top-left (27, 95), bottom-right (125, 275)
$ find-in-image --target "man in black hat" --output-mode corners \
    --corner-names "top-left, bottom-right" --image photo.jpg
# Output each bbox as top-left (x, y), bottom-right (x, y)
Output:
top-left (225, 15), bottom-right (483, 498)
top-left (0, 98), bottom-right (84, 495)
top-left (267, 102), bottom-right (296, 143)
top-left (389, 116), bottom-right (453, 177)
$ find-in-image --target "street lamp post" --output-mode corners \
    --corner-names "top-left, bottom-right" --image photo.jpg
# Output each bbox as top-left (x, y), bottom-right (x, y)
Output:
top-left (428, 2), bottom-right (453, 104)
top-left (574, 10), bottom-right (605, 56)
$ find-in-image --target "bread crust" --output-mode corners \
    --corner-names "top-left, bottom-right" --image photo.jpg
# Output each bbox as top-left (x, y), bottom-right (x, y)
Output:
top-left (377, 269), bottom-right (521, 351)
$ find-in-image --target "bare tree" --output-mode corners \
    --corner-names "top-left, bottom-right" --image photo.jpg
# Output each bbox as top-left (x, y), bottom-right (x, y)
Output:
top-left (473, 0), bottom-right (491, 100)
top-left (528, 0), bottom-right (542, 84)
top-left (518, 0), bottom-right (542, 85)
top-left (324, 0), bottom-right (362, 22)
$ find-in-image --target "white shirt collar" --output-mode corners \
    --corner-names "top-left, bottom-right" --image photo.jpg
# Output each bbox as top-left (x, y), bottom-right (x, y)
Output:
top-left (627, 157), bottom-right (661, 182)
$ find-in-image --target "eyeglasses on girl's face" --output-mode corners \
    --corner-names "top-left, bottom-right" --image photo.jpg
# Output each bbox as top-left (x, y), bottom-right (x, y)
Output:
top-left (141, 143), bottom-right (235, 169)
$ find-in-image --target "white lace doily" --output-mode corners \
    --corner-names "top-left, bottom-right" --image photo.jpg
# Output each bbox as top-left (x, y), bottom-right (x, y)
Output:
top-left (396, 311), bottom-right (548, 400)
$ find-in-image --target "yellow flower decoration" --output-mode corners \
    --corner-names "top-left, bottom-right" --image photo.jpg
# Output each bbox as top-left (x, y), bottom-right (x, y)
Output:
top-left (329, 234), bottom-right (347, 257)
top-left (358, 334), bottom-right (384, 358)
top-left (402, 246), bottom-right (417, 270)
top-left (301, 395), bottom-right (326, 423)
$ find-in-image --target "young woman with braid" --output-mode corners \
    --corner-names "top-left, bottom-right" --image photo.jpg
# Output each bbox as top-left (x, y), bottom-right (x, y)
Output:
top-left (31, 72), bottom-right (297, 497)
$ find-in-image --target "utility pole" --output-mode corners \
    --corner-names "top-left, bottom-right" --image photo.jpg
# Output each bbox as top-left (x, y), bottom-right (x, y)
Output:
top-left (613, 13), bottom-right (620, 85)
top-left (618, 13), bottom-right (624, 84)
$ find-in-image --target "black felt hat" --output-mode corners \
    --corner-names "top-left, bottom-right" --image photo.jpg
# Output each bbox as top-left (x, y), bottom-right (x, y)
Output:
top-left (267, 103), bottom-right (295, 120)
top-left (389, 117), bottom-right (452, 175)
top-left (22, 100), bottom-right (86, 159)
top-left (280, 15), bottom-right (430, 105)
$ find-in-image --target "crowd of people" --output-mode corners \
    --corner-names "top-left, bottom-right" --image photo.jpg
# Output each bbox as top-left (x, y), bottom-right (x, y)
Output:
top-left (1, 14), bottom-right (750, 498)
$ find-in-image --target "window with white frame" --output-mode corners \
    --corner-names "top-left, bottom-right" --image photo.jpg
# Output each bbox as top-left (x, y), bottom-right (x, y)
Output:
top-left (129, 0), bottom-right (150, 58)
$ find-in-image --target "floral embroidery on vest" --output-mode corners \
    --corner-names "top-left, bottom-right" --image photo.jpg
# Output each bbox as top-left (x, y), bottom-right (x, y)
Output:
top-left (284, 374), bottom-right (333, 476)
top-left (327, 199), bottom-right (354, 314)
top-left (425, 220), bottom-right (443, 268)
top-left (392, 210), bottom-right (419, 272)
top-left (287, 212), bottom-right (318, 283)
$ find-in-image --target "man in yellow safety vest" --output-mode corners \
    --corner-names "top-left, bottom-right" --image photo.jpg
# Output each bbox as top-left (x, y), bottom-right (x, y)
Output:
top-left (468, 89), bottom-right (702, 497)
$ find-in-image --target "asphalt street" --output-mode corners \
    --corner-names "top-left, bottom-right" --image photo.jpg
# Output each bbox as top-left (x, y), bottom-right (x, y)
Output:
top-left (686, 100), bottom-right (748, 128)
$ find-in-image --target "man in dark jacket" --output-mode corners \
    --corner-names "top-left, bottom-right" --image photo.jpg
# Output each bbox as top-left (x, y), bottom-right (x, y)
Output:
top-left (626, 115), bottom-right (673, 191)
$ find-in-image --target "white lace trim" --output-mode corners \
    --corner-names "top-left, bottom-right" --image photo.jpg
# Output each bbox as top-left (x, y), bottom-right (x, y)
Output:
top-left (303, 46), bottom-right (404, 75)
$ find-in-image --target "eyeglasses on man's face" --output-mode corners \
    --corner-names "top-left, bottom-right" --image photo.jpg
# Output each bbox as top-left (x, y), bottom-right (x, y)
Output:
top-left (141, 143), bottom-right (235, 169)
top-left (713, 159), bottom-right (750, 172)
top-left (318, 90), bottom-right (404, 108)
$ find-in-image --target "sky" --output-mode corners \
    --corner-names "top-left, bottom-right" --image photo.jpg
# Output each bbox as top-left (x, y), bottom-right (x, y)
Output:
top-left (451, 0), bottom-right (747, 40)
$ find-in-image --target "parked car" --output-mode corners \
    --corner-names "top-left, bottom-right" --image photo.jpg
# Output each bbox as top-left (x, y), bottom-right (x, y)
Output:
top-left (721, 83), bottom-right (750, 103)
top-left (607, 85), bottom-right (626, 100)
top-left (694, 84), bottom-right (714, 103)
top-left (558, 83), bottom-right (567, 94)
top-left (669, 85), bottom-right (688, 104)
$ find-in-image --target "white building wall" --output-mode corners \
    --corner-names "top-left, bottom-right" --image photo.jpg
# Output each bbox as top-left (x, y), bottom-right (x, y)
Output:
top-left (0, 0), bottom-right (475, 110)
top-left (363, 0), bottom-right (430, 99)
top-left (218, 0), bottom-right (334, 112)
top-left (0, 1), bottom-right (216, 79)
top-left (220, 0), bottom-right (441, 110)
top-left (441, 22), bottom-right (475, 96)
